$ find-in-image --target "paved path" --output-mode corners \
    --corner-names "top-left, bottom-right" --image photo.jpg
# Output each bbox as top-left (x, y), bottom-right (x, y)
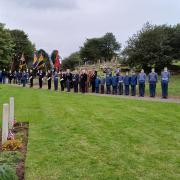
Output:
top-left (5, 84), bottom-right (180, 104)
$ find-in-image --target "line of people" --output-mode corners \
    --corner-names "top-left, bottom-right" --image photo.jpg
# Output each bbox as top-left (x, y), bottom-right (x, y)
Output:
top-left (0, 67), bottom-right (170, 99)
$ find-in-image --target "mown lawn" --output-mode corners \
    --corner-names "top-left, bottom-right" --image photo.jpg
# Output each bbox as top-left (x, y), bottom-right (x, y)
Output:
top-left (0, 85), bottom-right (180, 180)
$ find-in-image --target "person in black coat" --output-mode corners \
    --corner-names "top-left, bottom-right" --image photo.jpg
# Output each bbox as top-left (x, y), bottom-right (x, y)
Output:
top-left (8, 70), bottom-right (13, 84)
top-left (80, 70), bottom-right (87, 93)
top-left (47, 70), bottom-right (52, 90)
top-left (66, 69), bottom-right (72, 92)
top-left (37, 70), bottom-right (44, 88)
top-left (72, 71), bottom-right (79, 93)
top-left (29, 69), bottom-right (34, 88)
top-left (91, 70), bottom-right (97, 93)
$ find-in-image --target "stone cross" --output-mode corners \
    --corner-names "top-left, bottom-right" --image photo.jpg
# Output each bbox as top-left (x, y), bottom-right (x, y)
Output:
top-left (2, 104), bottom-right (9, 144)
top-left (9, 97), bottom-right (14, 129)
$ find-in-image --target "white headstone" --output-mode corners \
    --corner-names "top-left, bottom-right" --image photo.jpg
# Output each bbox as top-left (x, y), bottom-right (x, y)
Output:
top-left (9, 97), bottom-right (14, 129)
top-left (2, 104), bottom-right (9, 144)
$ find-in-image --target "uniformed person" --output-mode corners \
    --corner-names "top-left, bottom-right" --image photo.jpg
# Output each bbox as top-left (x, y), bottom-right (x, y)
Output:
top-left (80, 70), bottom-right (87, 93)
top-left (148, 68), bottom-right (158, 97)
top-left (26, 69), bottom-right (29, 85)
top-left (37, 70), bottom-right (44, 88)
top-left (17, 70), bottom-right (22, 85)
top-left (54, 71), bottom-right (59, 91)
top-left (161, 67), bottom-right (170, 99)
top-left (106, 68), bottom-right (112, 94)
top-left (72, 71), bottom-right (79, 93)
top-left (111, 74), bottom-right (118, 95)
top-left (13, 71), bottom-right (17, 84)
top-left (8, 70), bottom-right (13, 84)
top-left (2, 69), bottom-right (6, 84)
top-left (59, 71), bottom-right (66, 91)
top-left (100, 76), bottom-right (106, 94)
top-left (123, 72), bottom-right (130, 95)
top-left (22, 70), bottom-right (27, 87)
top-left (91, 71), bottom-right (97, 93)
top-left (66, 69), bottom-right (72, 92)
top-left (0, 70), bottom-right (2, 84)
top-left (95, 76), bottom-right (101, 93)
top-left (117, 72), bottom-right (124, 95)
top-left (47, 70), bottom-right (52, 90)
top-left (138, 69), bottom-right (146, 97)
top-left (29, 69), bottom-right (34, 88)
top-left (130, 71), bottom-right (137, 96)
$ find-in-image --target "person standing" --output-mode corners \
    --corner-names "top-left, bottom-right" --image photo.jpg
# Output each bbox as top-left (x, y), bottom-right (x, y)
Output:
top-left (59, 71), bottom-right (66, 91)
top-left (80, 70), bottom-right (87, 93)
top-left (29, 69), bottom-right (34, 88)
top-left (100, 76), bottom-right (106, 94)
top-left (47, 70), bottom-right (52, 90)
top-left (161, 67), bottom-right (170, 99)
top-left (0, 70), bottom-right (2, 84)
top-left (123, 72), bottom-right (130, 95)
top-left (2, 69), bottom-right (7, 84)
top-left (37, 70), bottom-right (44, 89)
top-left (138, 69), bottom-right (146, 97)
top-left (72, 72), bottom-right (79, 93)
top-left (13, 71), bottom-right (17, 84)
top-left (22, 70), bottom-right (27, 87)
top-left (8, 70), bottom-right (13, 84)
top-left (130, 71), bottom-right (137, 96)
top-left (117, 72), bottom-right (124, 95)
top-left (111, 74), bottom-right (118, 95)
top-left (26, 69), bottom-right (29, 85)
top-left (148, 68), bottom-right (158, 97)
top-left (91, 71), bottom-right (97, 93)
top-left (66, 69), bottom-right (72, 92)
top-left (54, 71), bottom-right (59, 91)
top-left (95, 76), bottom-right (101, 93)
top-left (106, 69), bottom-right (112, 94)
top-left (17, 70), bottom-right (22, 85)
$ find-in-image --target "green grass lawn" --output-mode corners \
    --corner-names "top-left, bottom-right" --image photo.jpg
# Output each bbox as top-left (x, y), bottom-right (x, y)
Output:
top-left (0, 85), bottom-right (180, 179)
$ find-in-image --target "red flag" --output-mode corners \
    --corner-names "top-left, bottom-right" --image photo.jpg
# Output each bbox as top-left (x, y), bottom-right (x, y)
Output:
top-left (54, 50), bottom-right (60, 70)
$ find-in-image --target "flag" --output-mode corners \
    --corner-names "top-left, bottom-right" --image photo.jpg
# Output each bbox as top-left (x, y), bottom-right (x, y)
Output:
top-left (19, 53), bottom-right (26, 70)
top-left (37, 53), bottom-right (45, 69)
top-left (33, 52), bottom-right (38, 69)
top-left (54, 50), bottom-right (60, 70)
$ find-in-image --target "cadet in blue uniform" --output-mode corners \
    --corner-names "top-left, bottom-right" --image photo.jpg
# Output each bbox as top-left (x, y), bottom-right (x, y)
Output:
top-left (95, 76), bottom-right (101, 93)
top-left (54, 71), bottom-right (58, 91)
top-left (17, 70), bottom-right (22, 85)
top-left (100, 76), bottom-right (105, 94)
top-left (117, 72), bottom-right (124, 95)
top-left (123, 72), bottom-right (130, 95)
top-left (130, 71), bottom-right (137, 96)
top-left (148, 68), bottom-right (158, 97)
top-left (2, 69), bottom-right (7, 84)
top-left (161, 67), bottom-right (170, 99)
top-left (8, 70), bottom-right (13, 84)
top-left (138, 69), bottom-right (146, 97)
top-left (13, 71), bottom-right (17, 84)
top-left (22, 70), bottom-right (27, 87)
top-left (66, 69), bottom-right (72, 92)
top-left (106, 69), bottom-right (112, 94)
top-left (72, 71), bottom-right (79, 93)
top-left (26, 69), bottom-right (29, 85)
top-left (111, 74), bottom-right (118, 95)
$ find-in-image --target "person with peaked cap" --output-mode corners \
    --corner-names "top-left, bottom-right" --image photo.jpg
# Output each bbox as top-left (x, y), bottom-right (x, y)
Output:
top-left (117, 72), bottom-right (124, 95)
top-left (138, 69), bottom-right (146, 97)
top-left (66, 69), bottom-right (72, 92)
top-left (111, 74), bottom-right (118, 95)
top-left (54, 71), bottom-right (59, 91)
top-left (21, 70), bottom-right (27, 87)
top-left (80, 69), bottom-right (87, 93)
top-left (72, 71), bottom-right (79, 93)
top-left (95, 76), bottom-right (101, 93)
top-left (161, 67), bottom-right (170, 99)
top-left (123, 71), bottom-right (131, 95)
top-left (130, 71), bottom-right (137, 96)
top-left (47, 70), bottom-right (52, 90)
top-left (100, 75), bottom-right (106, 94)
top-left (29, 69), bottom-right (34, 88)
top-left (148, 68), bottom-right (158, 97)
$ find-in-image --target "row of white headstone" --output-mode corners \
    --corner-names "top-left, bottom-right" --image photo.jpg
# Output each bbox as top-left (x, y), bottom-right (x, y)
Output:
top-left (2, 97), bottom-right (14, 144)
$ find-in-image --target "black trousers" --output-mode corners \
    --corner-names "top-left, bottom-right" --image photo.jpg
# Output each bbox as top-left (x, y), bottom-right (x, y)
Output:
top-left (161, 82), bottom-right (168, 98)
top-left (30, 79), bottom-right (33, 88)
top-left (60, 81), bottom-right (65, 91)
top-left (118, 83), bottom-right (123, 95)
top-left (125, 85), bottom-right (129, 95)
top-left (149, 83), bottom-right (156, 97)
top-left (106, 85), bottom-right (111, 94)
top-left (139, 83), bottom-right (145, 97)
top-left (39, 78), bottom-right (42, 88)
top-left (112, 86), bottom-right (117, 95)
top-left (131, 85), bottom-right (136, 96)
top-left (73, 82), bottom-right (78, 93)
top-left (101, 85), bottom-right (104, 94)
top-left (48, 80), bottom-right (51, 90)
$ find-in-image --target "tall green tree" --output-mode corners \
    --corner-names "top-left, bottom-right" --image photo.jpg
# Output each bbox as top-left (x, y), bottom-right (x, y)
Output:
top-left (0, 23), bottom-right (14, 69)
top-left (10, 29), bottom-right (35, 70)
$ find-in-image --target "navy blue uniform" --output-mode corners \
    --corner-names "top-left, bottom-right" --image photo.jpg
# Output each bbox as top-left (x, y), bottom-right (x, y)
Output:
top-left (72, 73), bottom-right (79, 93)
top-left (130, 74), bottom-right (137, 96)
top-left (91, 72), bottom-right (97, 93)
top-left (106, 74), bottom-right (112, 94)
top-left (2, 70), bottom-right (6, 84)
top-left (100, 77), bottom-right (105, 94)
top-left (0, 70), bottom-right (2, 84)
top-left (47, 72), bottom-right (52, 90)
top-left (37, 72), bottom-right (44, 88)
top-left (138, 72), bottom-right (146, 97)
top-left (54, 72), bottom-right (58, 91)
top-left (21, 72), bottom-right (27, 87)
top-left (29, 72), bottom-right (34, 88)
top-left (123, 75), bottom-right (130, 95)
top-left (80, 73), bottom-right (87, 93)
top-left (95, 77), bottom-right (101, 93)
top-left (117, 75), bottom-right (124, 95)
top-left (111, 75), bottom-right (118, 95)
top-left (17, 71), bottom-right (22, 85)
top-left (148, 72), bottom-right (158, 97)
top-left (161, 71), bottom-right (170, 98)
top-left (66, 73), bottom-right (72, 92)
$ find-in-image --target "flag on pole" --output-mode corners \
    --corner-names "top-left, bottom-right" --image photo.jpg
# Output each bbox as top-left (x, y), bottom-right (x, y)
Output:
top-left (33, 52), bottom-right (38, 69)
top-left (19, 53), bottom-right (26, 70)
top-left (37, 53), bottom-right (45, 70)
top-left (54, 50), bottom-right (60, 70)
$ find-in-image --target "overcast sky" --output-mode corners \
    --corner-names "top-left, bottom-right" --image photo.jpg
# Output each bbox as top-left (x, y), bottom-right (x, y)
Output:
top-left (0, 0), bottom-right (179, 58)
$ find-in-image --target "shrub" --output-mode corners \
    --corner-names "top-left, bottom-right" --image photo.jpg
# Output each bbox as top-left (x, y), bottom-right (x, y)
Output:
top-left (0, 165), bottom-right (18, 180)
top-left (2, 139), bottom-right (22, 151)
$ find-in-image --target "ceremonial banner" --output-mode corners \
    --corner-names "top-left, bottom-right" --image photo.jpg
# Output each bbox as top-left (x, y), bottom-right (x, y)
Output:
top-left (33, 52), bottom-right (38, 69)
top-left (19, 53), bottom-right (26, 70)
top-left (37, 53), bottom-right (45, 69)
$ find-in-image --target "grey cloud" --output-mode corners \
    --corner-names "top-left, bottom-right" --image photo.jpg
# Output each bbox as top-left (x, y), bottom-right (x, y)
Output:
top-left (9, 0), bottom-right (78, 10)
